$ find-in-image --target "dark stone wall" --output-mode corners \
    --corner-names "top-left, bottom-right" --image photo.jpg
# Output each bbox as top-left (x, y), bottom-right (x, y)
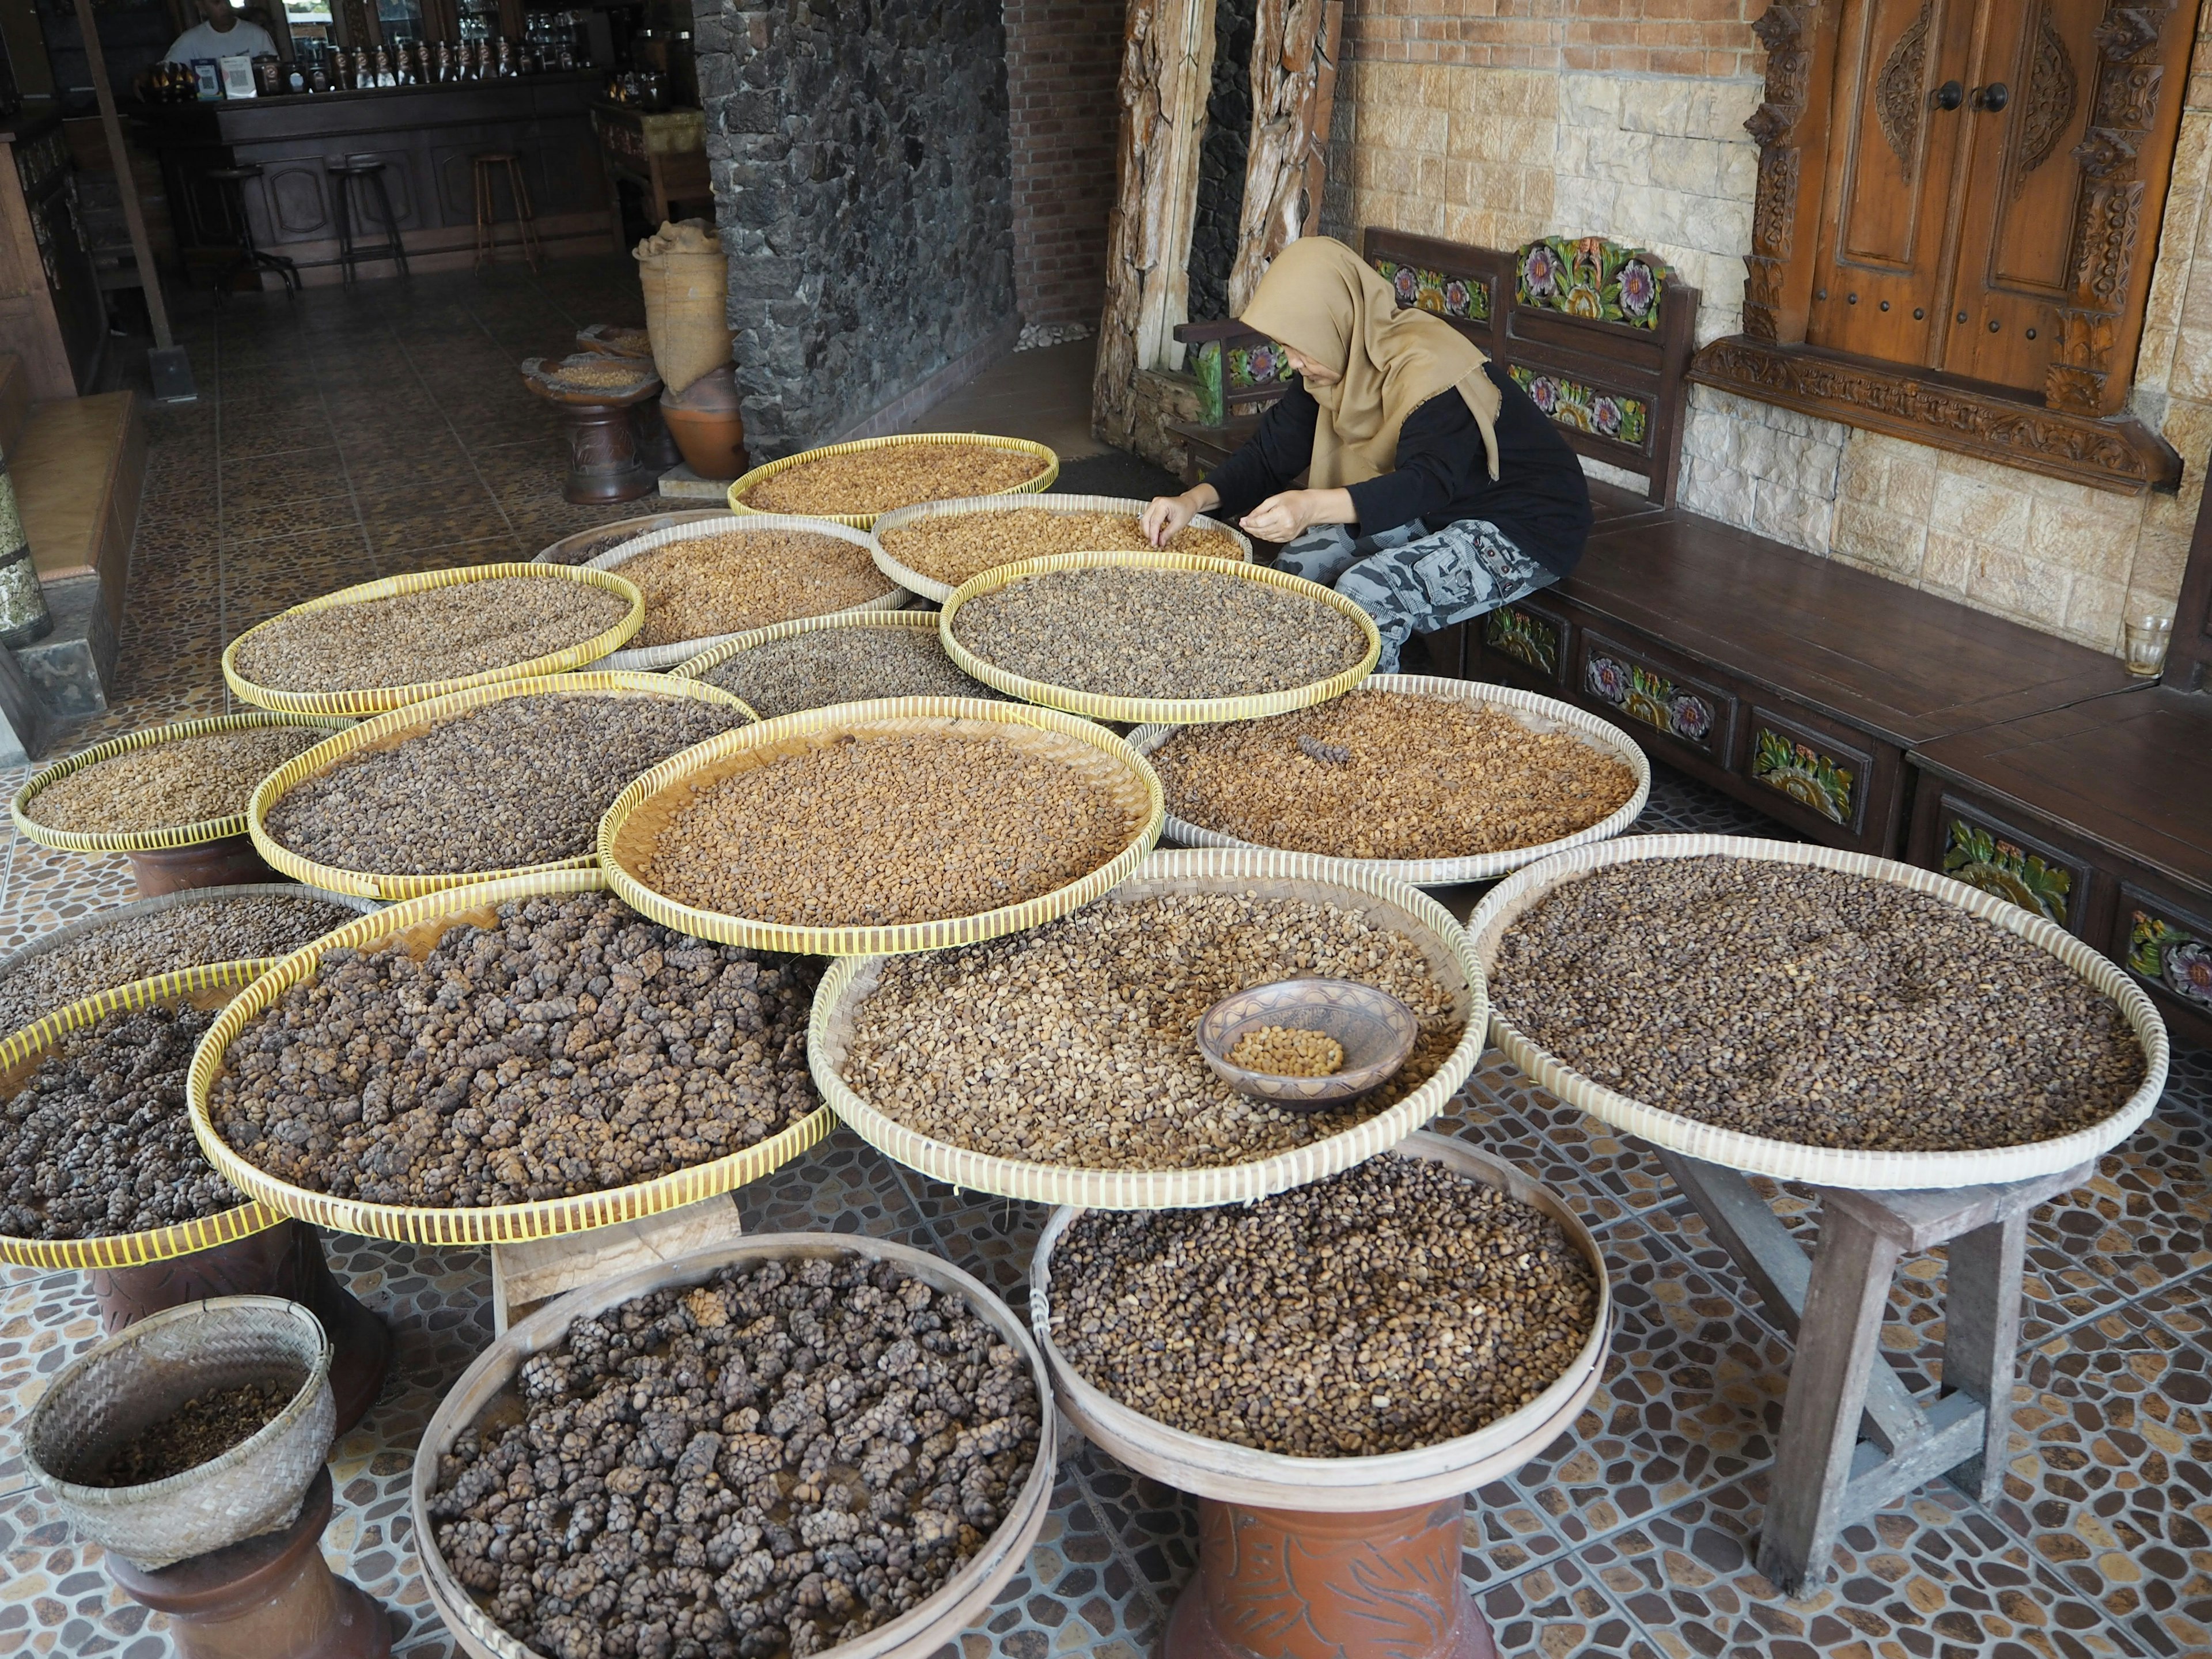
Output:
top-left (698, 0), bottom-right (1015, 456)
top-left (1184, 0), bottom-right (1256, 323)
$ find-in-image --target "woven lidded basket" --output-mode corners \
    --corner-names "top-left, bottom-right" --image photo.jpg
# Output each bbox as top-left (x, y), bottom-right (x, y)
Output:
top-left (584, 514), bottom-right (907, 672)
top-left (222, 563), bottom-right (645, 716)
top-left (599, 696), bottom-right (1165, 959)
top-left (940, 549), bottom-right (1380, 726)
top-left (870, 492), bottom-right (1251, 607)
top-left (1467, 834), bottom-right (2172, 1190)
top-left (247, 672), bottom-right (756, 901)
top-left (185, 868), bottom-right (834, 1247)
top-left (12, 713), bottom-right (353, 855)
top-left (1130, 673), bottom-right (1652, 887)
top-left (25, 1296), bottom-right (335, 1569)
top-left (0, 960), bottom-right (288, 1271)
top-left (532, 510), bottom-right (734, 567)
top-left (808, 846), bottom-right (1488, 1209)
top-left (726, 433), bottom-right (1059, 531)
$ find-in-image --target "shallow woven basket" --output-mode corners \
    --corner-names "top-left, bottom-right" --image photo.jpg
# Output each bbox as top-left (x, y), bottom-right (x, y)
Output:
top-left (1467, 834), bottom-right (2172, 1190)
top-left (247, 672), bottom-right (757, 901)
top-left (25, 1296), bottom-right (335, 1570)
top-left (0, 960), bottom-right (287, 1270)
top-left (221, 563), bottom-right (646, 716)
top-left (532, 510), bottom-right (734, 567)
top-left (808, 846), bottom-right (1488, 1209)
top-left (599, 697), bottom-right (1165, 957)
top-left (185, 868), bottom-right (835, 1247)
top-left (870, 493), bottom-right (1252, 607)
top-left (726, 433), bottom-right (1059, 531)
top-left (940, 550), bottom-right (1380, 726)
top-left (584, 514), bottom-right (907, 672)
top-left (668, 609), bottom-right (996, 708)
top-left (1129, 674), bottom-right (1652, 886)
top-left (12, 713), bottom-right (354, 855)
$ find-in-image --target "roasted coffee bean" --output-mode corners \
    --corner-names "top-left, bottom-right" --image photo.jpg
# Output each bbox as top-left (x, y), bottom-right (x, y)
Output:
top-left (24, 726), bottom-right (327, 835)
top-left (879, 507), bottom-right (1243, 591)
top-left (739, 444), bottom-right (1042, 517)
top-left (616, 531), bottom-right (896, 648)
top-left (702, 627), bottom-right (1006, 718)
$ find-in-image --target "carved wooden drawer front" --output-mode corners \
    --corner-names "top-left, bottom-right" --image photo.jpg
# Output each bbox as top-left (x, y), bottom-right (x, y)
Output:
top-left (2115, 884), bottom-right (2212, 1022)
top-left (1574, 628), bottom-right (1737, 760)
top-left (1934, 794), bottom-right (2092, 934)
top-left (1481, 598), bottom-right (1570, 685)
top-left (1745, 705), bottom-right (1874, 838)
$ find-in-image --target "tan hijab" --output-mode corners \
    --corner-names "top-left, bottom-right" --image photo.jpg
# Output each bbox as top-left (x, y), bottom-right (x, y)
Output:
top-left (1238, 237), bottom-right (1502, 486)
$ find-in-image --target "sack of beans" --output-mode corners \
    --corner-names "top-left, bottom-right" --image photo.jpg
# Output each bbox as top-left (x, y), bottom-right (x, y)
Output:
top-left (635, 218), bottom-right (731, 396)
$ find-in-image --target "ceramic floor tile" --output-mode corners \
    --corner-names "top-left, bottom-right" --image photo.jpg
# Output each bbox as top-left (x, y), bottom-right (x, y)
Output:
top-left (1477, 1551), bottom-right (1657, 1658)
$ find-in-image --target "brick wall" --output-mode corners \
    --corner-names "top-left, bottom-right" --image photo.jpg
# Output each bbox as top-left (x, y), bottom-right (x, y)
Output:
top-left (1005, 0), bottom-right (1126, 330)
top-left (1339, 0), bottom-right (1764, 77)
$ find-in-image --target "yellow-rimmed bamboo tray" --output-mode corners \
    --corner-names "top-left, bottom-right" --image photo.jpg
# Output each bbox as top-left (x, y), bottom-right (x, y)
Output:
top-left (726, 433), bottom-right (1059, 531)
top-left (0, 960), bottom-right (286, 1271)
top-left (584, 513), bottom-right (907, 672)
top-left (870, 492), bottom-right (1251, 606)
top-left (11, 713), bottom-right (354, 855)
top-left (1128, 674), bottom-right (1652, 887)
top-left (185, 868), bottom-right (836, 1248)
top-left (598, 696), bottom-right (1165, 957)
top-left (532, 510), bottom-right (734, 567)
top-left (668, 609), bottom-right (1002, 713)
top-left (1468, 834), bottom-right (2172, 1190)
top-left (808, 847), bottom-right (1488, 1209)
top-left (222, 563), bottom-right (646, 716)
top-left (247, 672), bottom-right (757, 901)
top-left (940, 550), bottom-right (1380, 726)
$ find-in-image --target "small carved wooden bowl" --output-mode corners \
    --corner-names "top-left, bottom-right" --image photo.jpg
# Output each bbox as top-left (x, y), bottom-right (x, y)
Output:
top-left (1196, 977), bottom-right (1418, 1112)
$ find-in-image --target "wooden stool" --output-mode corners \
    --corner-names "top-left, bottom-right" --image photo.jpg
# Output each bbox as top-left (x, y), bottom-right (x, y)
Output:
top-left (203, 164), bottom-right (300, 298)
top-left (325, 156), bottom-right (408, 282)
top-left (1654, 1147), bottom-right (2097, 1594)
top-left (472, 152), bottom-right (541, 271)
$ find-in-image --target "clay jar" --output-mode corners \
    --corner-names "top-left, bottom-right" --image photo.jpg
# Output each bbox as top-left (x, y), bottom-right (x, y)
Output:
top-left (658, 365), bottom-right (749, 480)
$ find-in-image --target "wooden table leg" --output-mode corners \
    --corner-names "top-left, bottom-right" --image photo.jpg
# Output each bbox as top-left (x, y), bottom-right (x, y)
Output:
top-left (1939, 1211), bottom-right (2029, 1502)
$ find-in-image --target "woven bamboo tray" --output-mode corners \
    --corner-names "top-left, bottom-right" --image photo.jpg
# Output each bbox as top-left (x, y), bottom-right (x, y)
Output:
top-left (667, 609), bottom-right (999, 711)
top-left (222, 563), bottom-right (645, 716)
top-left (599, 697), bottom-right (1164, 957)
top-left (11, 713), bottom-right (355, 855)
top-left (0, 960), bottom-right (287, 1270)
top-left (185, 868), bottom-right (835, 1248)
top-left (584, 514), bottom-right (907, 671)
top-left (726, 433), bottom-right (1059, 531)
top-left (1128, 674), bottom-right (1651, 886)
top-left (1468, 834), bottom-right (2172, 1190)
top-left (247, 672), bottom-right (757, 901)
top-left (940, 550), bottom-right (1380, 726)
top-left (532, 510), bottom-right (734, 567)
top-left (809, 847), bottom-right (1488, 1209)
top-left (870, 493), bottom-right (1252, 606)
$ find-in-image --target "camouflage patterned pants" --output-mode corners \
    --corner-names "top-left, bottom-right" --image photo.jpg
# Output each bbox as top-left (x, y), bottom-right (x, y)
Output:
top-left (1276, 517), bottom-right (1556, 675)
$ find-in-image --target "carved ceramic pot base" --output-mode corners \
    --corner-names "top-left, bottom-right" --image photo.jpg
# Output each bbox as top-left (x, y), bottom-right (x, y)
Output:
top-left (556, 400), bottom-right (656, 504)
top-left (1163, 1498), bottom-right (1497, 1659)
top-left (85, 1219), bottom-right (393, 1436)
top-left (127, 835), bottom-right (283, 898)
top-left (108, 1469), bottom-right (392, 1659)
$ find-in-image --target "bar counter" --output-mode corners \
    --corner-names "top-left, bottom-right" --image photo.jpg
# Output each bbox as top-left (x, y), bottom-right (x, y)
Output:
top-left (132, 72), bottom-right (618, 282)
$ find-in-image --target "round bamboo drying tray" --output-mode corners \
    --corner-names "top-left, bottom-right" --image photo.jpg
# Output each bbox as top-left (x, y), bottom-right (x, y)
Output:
top-left (1467, 834), bottom-right (2172, 1190)
top-left (870, 492), bottom-right (1252, 606)
top-left (0, 960), bottom-right (288, 1271)
top-left (940, 550), bottom-right (1380, 726)
top-left (221, 563), bottom-right (645, 716)
top-left (1128, 673), bottom-right (1652, 885)
top-left (808, 846), bottom-right (1487, 1209)
top-left (726, 433), bottom-right (1059, 531)
top-left (599, 696), bottom-right (1165, 957)
top-left (12, 713), bottom-right (354, 855)
top-left (185, 868), bottom-right (835, 1248)
top-left (584, 513), bottom-right (907, 671)
top-left (412, 1233), bottom-right (1059, 1659)
top-left (532, 510), bottom-right (734, 566)
top-left (668, 607), bottom-right (949, 692)
top-left (1028, 1131), bottom-right (1610, 1508)
top-left (246, 672), bottom-right (757, 901)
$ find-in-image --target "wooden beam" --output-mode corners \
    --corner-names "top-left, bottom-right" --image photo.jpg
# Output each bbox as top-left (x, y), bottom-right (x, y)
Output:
top-left (1224, 0), bottom-right (1342, 316)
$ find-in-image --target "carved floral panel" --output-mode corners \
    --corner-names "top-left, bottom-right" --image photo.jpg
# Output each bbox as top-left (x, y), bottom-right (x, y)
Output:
top-left (1584, 649), bottom-right (1720, 750)
top-left (1750, 726), bottom-right (1857, 825)
top-left (1371, 255), bottom-right (1491, 323)
top-left (2127, 904), bottom-right (2212, 1010)
top-left (1506, 366), bottom-right (1651, 446)
top-left (1517, 236), bottom-right (1668, 328)
top-left (1483, 604), bottom-right (1560, 678)
top-left (1942, 817), bottom-right (2077, 926)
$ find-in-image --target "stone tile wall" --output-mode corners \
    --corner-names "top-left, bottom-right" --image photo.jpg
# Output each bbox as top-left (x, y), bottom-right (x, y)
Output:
top-left (1006, 0), bottom-right (1126, 330)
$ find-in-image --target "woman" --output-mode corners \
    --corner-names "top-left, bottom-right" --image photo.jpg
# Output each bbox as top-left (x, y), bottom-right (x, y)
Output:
top-left (1143, 237), bottom-right (1592, 675)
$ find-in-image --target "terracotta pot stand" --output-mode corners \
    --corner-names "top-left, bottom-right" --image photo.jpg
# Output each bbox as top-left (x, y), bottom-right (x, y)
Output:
top-left (1162, 1498), bottom-right (1497, 1659)
top-left (128, 835), bottom-right (283, 897)
top-left (86, 1219), bottom-right (393, 1435)
top-left (107, 1468), bottom-right (391, 1659)
top-left (524, 373), bottom-right (662, 505)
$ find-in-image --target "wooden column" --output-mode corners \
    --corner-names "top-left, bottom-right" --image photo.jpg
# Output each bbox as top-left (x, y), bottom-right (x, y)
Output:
top-left (1224, 0), bottom-right (1342, 316)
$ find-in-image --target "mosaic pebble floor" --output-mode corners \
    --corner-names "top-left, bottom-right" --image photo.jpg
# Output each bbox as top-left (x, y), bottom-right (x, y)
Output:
top-left (0, 268), bottom-right (2207, 1659)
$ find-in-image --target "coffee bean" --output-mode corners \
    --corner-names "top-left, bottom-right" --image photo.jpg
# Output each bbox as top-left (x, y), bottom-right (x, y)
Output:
top-left (85, 1377), bottom-right (297, 1487)
top-left (616, 531), bottom-right (897, 649)
top-left (739, 444), bottom-right (1042, 517)
top-left (1227, 1025), bottom-right (1343, 1077)
top-left (879, 507), bottom-right (1243, 592)
top-left (25, 726), bottom-right (327, 835)
top-left (703, 627), bottom-right (1006, 718)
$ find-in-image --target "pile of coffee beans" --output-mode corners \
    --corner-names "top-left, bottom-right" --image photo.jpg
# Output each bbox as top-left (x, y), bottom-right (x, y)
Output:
top-left (1492, 857), bottom-right (2147, 1152)
top-left (702, 627), bottom-right (1007, 718)
top-left (429, 1252), bottom-right (1040, 1659)
top-left (25, 726), bottom-right (330, 835)
top-left (206, 893), bottom-right (820, 1208)
top-left (230, 576), bottom-right (632, 694)
top-left (263, 692), bottom-right (744, 876)
top-left (1048, 1156), bottom-right (1598, 1456)
top-left (1227, 1025), bottom-right (1342, 1077)
top-left (741, 444), bottom-right (1043, 517)
top-left (643, 729), bottom-right (1143, 930)
top-left (1150, 691), bottom-right (1639, 859)
top-left (0, 1004), bottom-right (240, 1240)
top-left (87, 1377), bottom-right (298, 1486)
top-left (950, 567), bottom-right (1366, 700)
top-left (616, 530), bottom-right (897, 648)
top-left (878, 507), bottom-right (1244, 591)
top-left (839, 892), bottom-right (1462, 1169)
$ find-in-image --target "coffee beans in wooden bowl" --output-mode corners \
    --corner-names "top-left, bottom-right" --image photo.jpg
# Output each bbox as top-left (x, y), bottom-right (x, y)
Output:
top-left (738, 441), bottom-right (1048, 518)
top-left (21, 725), bottom-right (331, 837)
top-left (877, 505), bottom-right (1245, 596)
top-left (697, 621), bottom-right (1008, 717)
top-left (605, 528), bottom-right (899, 649)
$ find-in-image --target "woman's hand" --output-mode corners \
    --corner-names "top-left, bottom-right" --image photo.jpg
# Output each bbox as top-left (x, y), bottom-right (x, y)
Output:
top-left (1238, 488), bottom-right (1354, 543)
top-left (1142, 488), bottom-right (1213, 548)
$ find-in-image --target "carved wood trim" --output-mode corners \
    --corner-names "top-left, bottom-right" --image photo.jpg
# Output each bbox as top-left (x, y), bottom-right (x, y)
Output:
top-left (1742, 3), bottom-right (1836, 344)
top-left (1224, 0), bottom-right (1343, 315)
top-left (1688, 335), bottom-right (2182, 495)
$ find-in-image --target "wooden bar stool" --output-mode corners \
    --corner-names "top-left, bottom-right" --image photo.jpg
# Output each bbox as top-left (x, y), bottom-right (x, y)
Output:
top-left (1653, 1146), bottom-right (2097, 1595)
top-left (204, 163), bottom-right (300, 298)
top-left (325, 155), bottom-right (408, 282)
top-left (472, 152), bottom-right (541, 271)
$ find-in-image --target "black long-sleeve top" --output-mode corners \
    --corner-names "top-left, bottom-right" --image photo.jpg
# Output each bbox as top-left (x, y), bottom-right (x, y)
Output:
top-left (1205, 363), bottom-right (1594, 576)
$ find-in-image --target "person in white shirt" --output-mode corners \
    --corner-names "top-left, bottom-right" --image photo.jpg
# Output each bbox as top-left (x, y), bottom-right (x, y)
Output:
top-left (165, 0), bottom-right (277, 63)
